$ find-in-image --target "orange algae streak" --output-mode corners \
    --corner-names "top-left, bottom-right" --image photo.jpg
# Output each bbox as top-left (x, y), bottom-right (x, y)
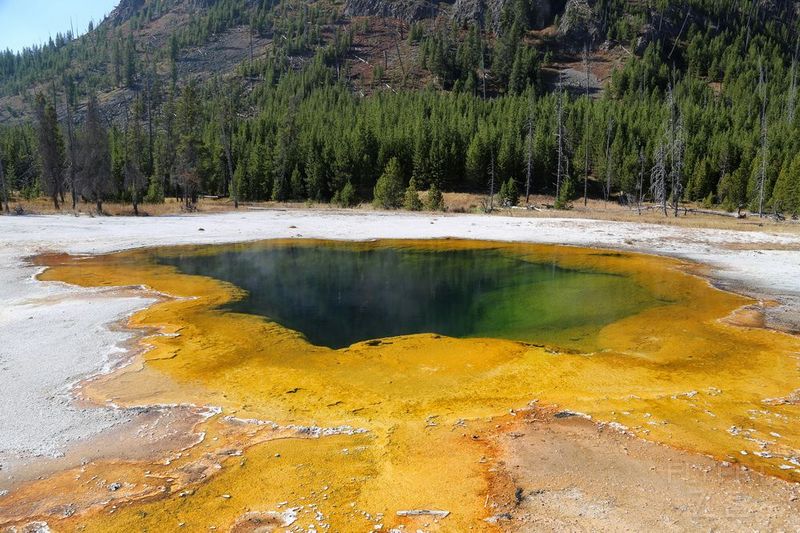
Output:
top-left (26, 239), bottom-right (800, 531)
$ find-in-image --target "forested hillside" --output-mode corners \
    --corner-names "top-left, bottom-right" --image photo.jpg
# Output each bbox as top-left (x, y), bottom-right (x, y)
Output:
top-left (0, 0), bottom-right (799, 216)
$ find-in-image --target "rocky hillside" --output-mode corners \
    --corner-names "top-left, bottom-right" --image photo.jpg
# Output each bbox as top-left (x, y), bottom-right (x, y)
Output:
top-left (0, 0), bottom-right (626, 125)
top-left (2, 0), bottom-right (796, 127)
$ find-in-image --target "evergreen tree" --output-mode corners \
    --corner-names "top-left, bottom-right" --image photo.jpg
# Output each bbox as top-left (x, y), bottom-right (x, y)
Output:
top-left (125, 33), bottom-right (137, 88)
top-left (77, 95), bottom-right (113, 213)
top-left (499, 177), bottom-right (519, 206)
top-left (425, 182), bottom-right (444, 211)
top-left (773, 152), bottom-right (800, 215)
top-left (124, 98), bottom-right (147, 215)
top-left (403, 178), bottom-right (423, 211)
top-left (34, 94), bottom-right (66, 209)
top-left (272, 110), bottom-right (296, 201)
top-left (175, 80), bottom-right (202, 207)
top-left (333, 181), bottom-right (357, 207)
top-left (373, 157), bottom-right (404, 209)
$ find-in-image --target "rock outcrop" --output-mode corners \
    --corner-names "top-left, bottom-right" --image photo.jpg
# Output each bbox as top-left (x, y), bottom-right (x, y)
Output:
top-left (557, 0), bottom-right (597, 47)
top-left (344, 0), bottom-right (446, 21)
top-left (345, 0), bottom-right (562, 32)
top-left (108, 0), bottom-right (147, 26)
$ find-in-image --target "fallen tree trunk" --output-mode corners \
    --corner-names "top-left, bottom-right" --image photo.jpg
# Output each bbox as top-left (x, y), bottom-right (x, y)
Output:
top-left (684, 208), bottom-right (745, 218)
top-left (396, 509), bottom-right (450, 518)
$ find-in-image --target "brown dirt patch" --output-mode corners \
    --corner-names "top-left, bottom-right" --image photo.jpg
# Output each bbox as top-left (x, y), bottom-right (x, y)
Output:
top-left (487, 407), bottom-right (800, 531)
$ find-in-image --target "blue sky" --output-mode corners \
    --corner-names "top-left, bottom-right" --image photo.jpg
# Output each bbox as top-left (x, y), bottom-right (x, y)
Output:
top-left (0, 0), bottom-right (119, 52)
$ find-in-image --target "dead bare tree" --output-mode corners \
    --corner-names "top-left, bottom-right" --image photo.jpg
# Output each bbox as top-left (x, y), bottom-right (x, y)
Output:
top-left (0, 156), bottom-right (9, 214)
top-left (555, 70), bottom-right (566, 202)
top-left (143, 48), bottom-right (159, 174)
top-left (758, 57), bottom-right (768, 217)
top-left (583, 44), bottom-right (591, 206)
top-left (669, 119), bottom-right (685, 216)
top-left (218, 79), bottom-right (240, 208)
top-left (394, 20), bottom-right (407, 85)
top-left (651, 142), bottom-right (668, 216)
top-left (488, 149), bottom-right (495, 212)
top-left (636, 144), bottom-right (644, 215)
top-left (525, 92), bottom-right (535, 204)
top-left (480, 35), bottom-right (487, 101)
top-left (671, 115), bottom-right (684, 217)
top-left (786, 41), bottom-right (798, 124)
top-left (48, 80), bottom-right (64, 207)
top-left (603, 117), bottom-right (614, 204)
top-left (745, 0), bottom-right (758, 49)
top-left (62, 77), bottom-right (78, 210)
top-left (668, 9), bottom-right (691, 60)
top-left (666, 84), bottom-right (684, 217)
top-left (249, 19), bottom-right (254, 80)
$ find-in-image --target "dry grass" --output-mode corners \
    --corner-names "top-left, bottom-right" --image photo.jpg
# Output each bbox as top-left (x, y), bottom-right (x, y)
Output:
top-left (5, 197), bottom-right (233, 217)
top-left (4, 196), bottom-right (347, 217)
top-left (4, 193), bottom-right (799, 235)
top-left (443, 192), bottom-right (800, 234)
